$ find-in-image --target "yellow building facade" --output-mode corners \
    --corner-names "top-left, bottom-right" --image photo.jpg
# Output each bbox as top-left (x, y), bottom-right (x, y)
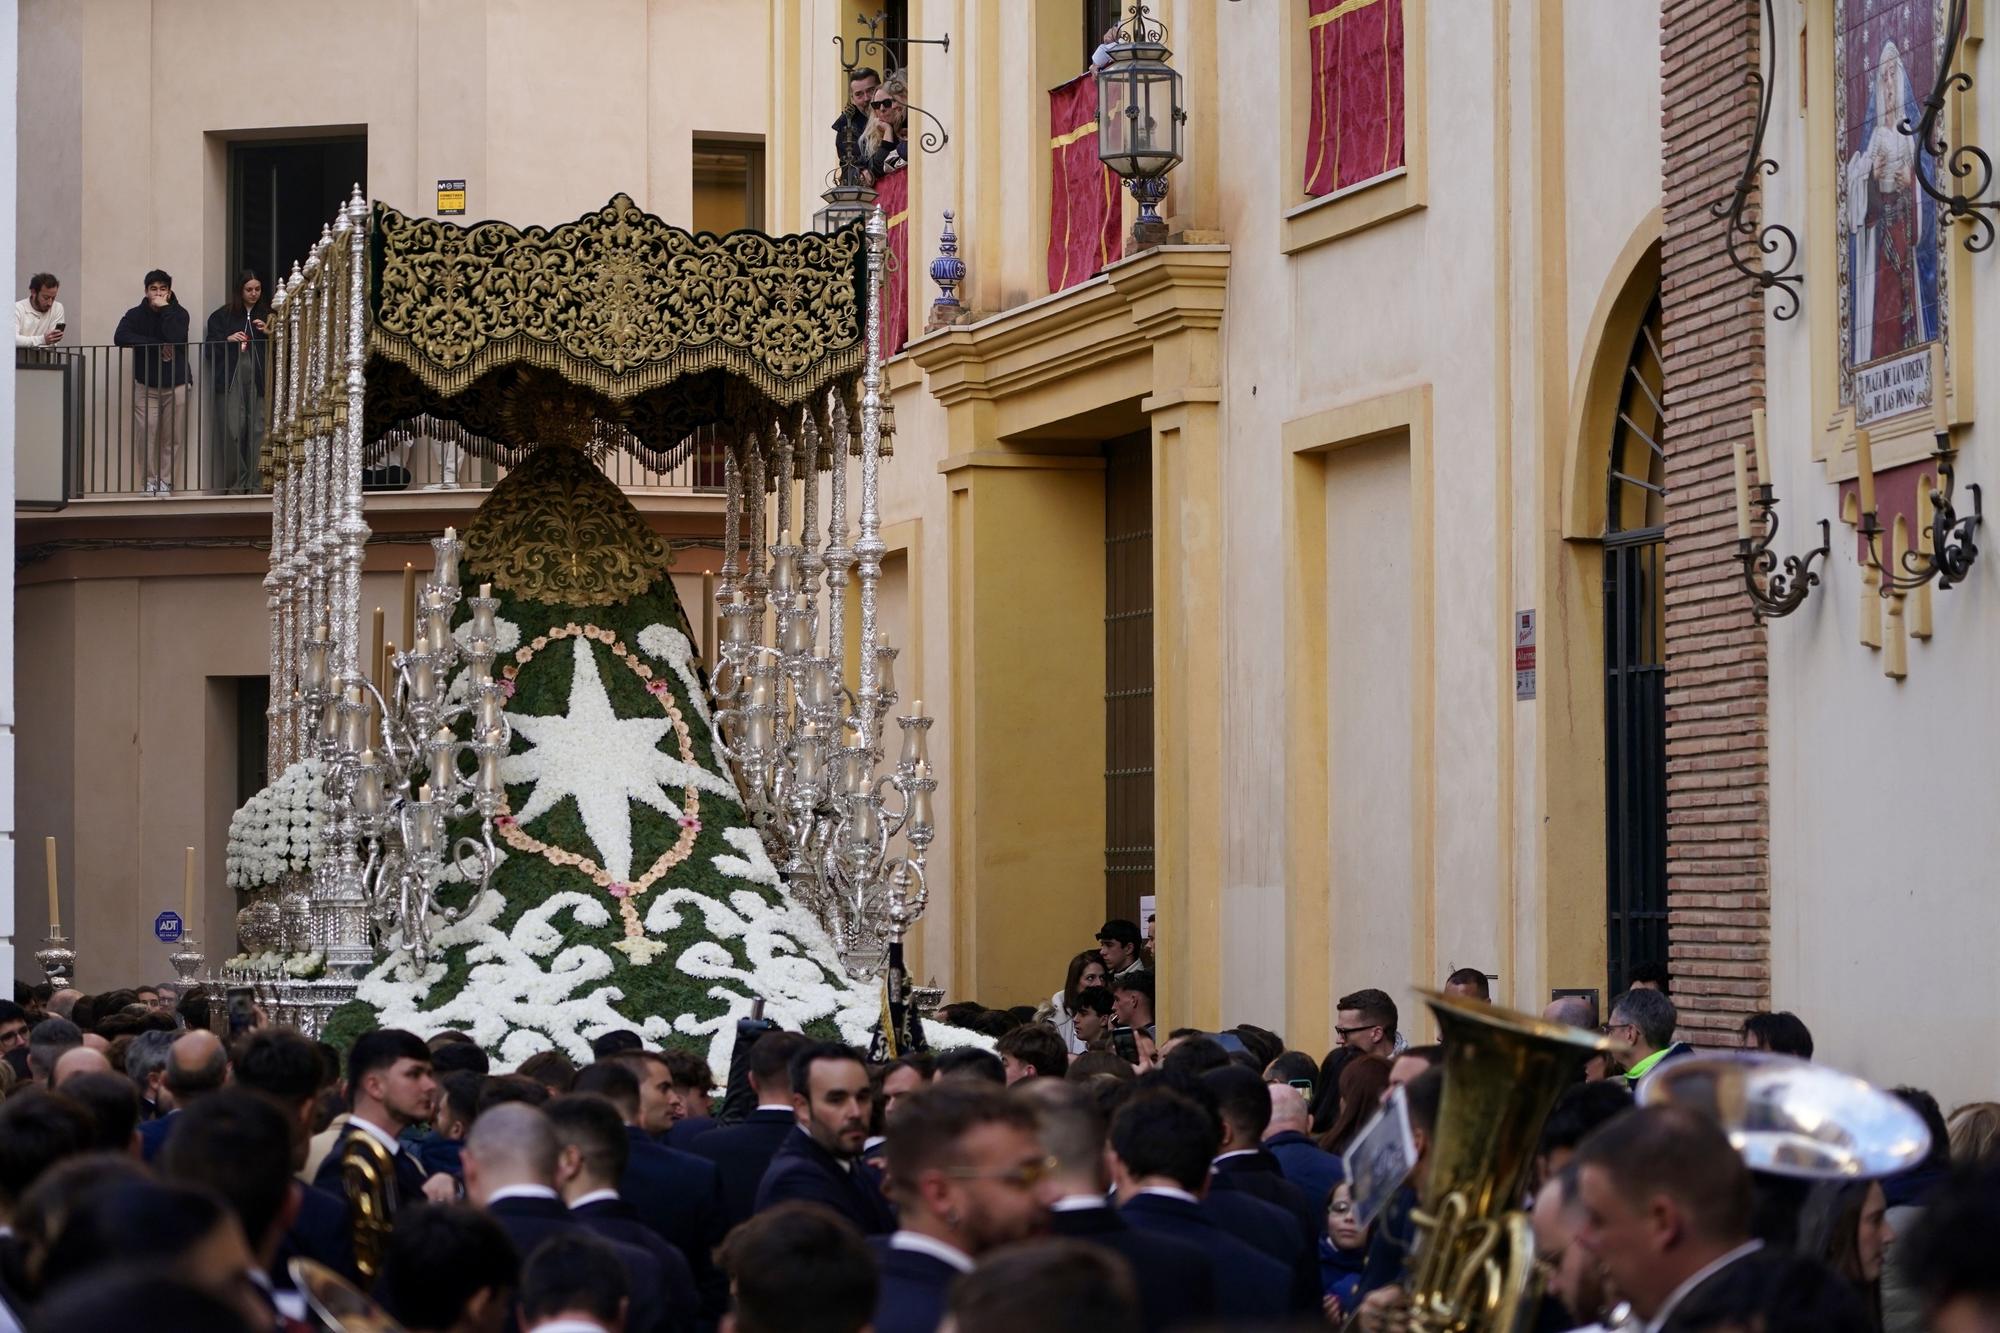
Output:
top-left (767, 0), bottom-right (1666, 1048)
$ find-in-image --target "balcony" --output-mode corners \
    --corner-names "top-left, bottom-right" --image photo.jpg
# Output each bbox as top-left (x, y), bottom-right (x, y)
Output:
top-left (15, 342), bottom-right (729, 513)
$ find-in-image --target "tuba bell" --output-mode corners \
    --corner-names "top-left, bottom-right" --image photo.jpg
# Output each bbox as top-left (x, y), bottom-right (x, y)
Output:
top-left (289, 1256), bottom-right (409, 1332)
top-left (1400, 990), bottom-right (1613, 1333)
top-left (339, 1127), bottom-right (400, 1283)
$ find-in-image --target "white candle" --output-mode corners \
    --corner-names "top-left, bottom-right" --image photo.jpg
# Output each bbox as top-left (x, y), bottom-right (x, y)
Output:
top-left (1931, 342), bottom-right (1949, 434)
top-left (1733, 438), bottom-right (1752, 542)
top-left (1855, 429), bottom-right (1877, 516)
top-left (183, 846), bottom-right (196, 923)
top-left (44, 836), bottom-right (58, 929)
top-left (1751, 408), bottom-right (1770, 486)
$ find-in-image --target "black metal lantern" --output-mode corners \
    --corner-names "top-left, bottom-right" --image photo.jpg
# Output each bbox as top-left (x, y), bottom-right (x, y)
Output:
top-left (814, 180), bottom-right (877, 236)
top-left (1096, 3), bottom-right (1186, 249)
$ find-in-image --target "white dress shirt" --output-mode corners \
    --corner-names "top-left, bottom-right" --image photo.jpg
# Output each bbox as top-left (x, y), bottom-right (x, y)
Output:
top-left (486, 1184), bottom-right (563, 1206)
top-left (1131, 1184), bottom-right (1200, 1205)
top-left (1643, 1239), bottom-right (1764, 1333)
top-left (888, 1230), bottom-right (975, 1273)
top-left (15, 297), bottom-right (63, 348)
top-left (569, 1188), bottom-right (621, 1210)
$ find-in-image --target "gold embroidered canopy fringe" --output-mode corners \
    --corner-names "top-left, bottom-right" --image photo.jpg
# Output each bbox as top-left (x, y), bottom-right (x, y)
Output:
top-left (361, 193), bottom-right (869, 453)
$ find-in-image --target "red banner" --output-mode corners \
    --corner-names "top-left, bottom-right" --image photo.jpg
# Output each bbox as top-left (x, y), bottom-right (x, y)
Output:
top-left (1048, 74), bottom-right (1123, 294)
top-left (1304, 0), bottom-right (1406, 199)
top-left (877, 166), bottom-right (910, 357)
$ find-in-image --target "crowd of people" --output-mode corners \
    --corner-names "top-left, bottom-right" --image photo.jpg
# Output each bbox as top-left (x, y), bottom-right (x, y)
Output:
top-left (0, 939), bottom-right (1996, 1333)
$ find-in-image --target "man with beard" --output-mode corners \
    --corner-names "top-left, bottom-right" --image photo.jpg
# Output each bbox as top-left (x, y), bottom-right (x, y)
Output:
top-left (755, 1043), bottom-right (895, 1234)
top-left (870, 1083), bottom-right (1052, 1333)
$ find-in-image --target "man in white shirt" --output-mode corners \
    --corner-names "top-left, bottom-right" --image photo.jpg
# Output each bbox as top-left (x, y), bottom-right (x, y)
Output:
top-left (14, 274), bottom-right (63, 349)
top-left (1572, 1105), bottom-right (1761, 1333)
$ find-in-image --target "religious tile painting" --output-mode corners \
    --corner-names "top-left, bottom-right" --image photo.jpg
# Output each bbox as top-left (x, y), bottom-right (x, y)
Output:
top-left (1835, 0), bottom-right (1948, 424)
top-left (1304, 0), bottom-right (1406, 198)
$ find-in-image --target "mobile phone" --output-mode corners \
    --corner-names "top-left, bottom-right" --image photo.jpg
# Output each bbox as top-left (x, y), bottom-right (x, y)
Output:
top-left (1111, 1025), bottom-right (1139, 1064)
top-left (53, 322), bottom-right (65, 331)
top-left (226, 986), bottom-right (257, 1036)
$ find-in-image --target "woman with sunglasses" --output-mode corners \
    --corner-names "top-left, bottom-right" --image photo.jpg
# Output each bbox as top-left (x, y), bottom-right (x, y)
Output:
top-left (859, 70), bottom-right (910, 180)
top-left (1320, 1181), bottom-right (1372, 1321)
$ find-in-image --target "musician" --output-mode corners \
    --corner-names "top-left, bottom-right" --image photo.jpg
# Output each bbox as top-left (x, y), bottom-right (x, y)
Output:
top-left (1532, 1166), bottom-right (1615, 1333)
top-left (311, 1029), bottom-right (457, 1209)
top-left (1571, 1106), bottom-right (1764, 1333)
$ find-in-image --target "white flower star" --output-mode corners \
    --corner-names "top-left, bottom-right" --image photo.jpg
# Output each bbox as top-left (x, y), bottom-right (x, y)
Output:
top-left (503, 636), bottom-right (691, 883)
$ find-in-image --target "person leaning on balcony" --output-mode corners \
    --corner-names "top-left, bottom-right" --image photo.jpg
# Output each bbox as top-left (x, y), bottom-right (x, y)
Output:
top-left (203, 270), bottom-right (270, 495)
top-left (15, 272), bottom-right (65, 348)
top-left (114, 268), bottom-right (193, 494)
top-left (834, 65), bottom-right (879, 185)
top-left (859, 70), bottom-right (909, 180)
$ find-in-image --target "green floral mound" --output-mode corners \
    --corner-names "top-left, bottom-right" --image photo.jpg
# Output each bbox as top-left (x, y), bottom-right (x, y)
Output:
top-left (337, 465), bottom-right (962, 1070)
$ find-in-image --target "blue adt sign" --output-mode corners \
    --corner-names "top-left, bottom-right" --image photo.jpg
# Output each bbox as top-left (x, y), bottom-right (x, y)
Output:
top-left (154, 911), bottom-right (184, 943)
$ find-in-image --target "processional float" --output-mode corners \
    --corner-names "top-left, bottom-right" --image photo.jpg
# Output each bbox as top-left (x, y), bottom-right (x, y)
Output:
top-left (222, 188), bottom-right (938, 1058)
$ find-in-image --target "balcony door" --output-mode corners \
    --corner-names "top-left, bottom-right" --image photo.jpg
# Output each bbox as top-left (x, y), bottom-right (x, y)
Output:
top-left (228, 137), bottom-right (368, 295)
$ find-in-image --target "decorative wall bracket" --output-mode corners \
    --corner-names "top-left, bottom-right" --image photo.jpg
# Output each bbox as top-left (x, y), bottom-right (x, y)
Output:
top-left (1734, 410), bottom-right (1828, 621)
top-left (1712, 0), bottom-right (1803, 319)
top-left (1903, 0), bottom-right (1999, 253)
top-left (1859, 431), bottom-right (1983, 595)
top-left (835, 9), bottom-right (952, 156)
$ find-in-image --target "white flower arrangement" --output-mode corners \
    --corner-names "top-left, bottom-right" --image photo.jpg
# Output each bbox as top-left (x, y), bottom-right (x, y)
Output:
top-left (226, 760), bottom-right (329, 891)
top-left (223, 949), bottom-right (325, 979)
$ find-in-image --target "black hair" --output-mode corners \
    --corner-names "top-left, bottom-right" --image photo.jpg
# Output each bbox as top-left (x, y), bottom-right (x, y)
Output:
top-left (31, 1265), bottom-right (258, 1333)
top-left (748, 1030), bottom-right (810, 1093)
top-left (475, 1073), bottom-right (549, 1115)
top-left (1538, 1079), bottom-right (1634, 1158)
top-left (1741, 1010), bottom-right (1815, 1059)
top-left (378, 1203), bottom-right (520, 1331)
top-left (63, 1071), bottom-right (142, 1152)
top-left (884, 1083), bottom-right (1039, 1205)
top-left (995, 1025), bottom-right (1069, 1079)
top-left (27, 273), bottom-right (58, 294)
top-left (719, 1202), bottom-right (878, 1333)
top-left (1070, 988), bottom-right (1115, 1019)
top-left (933, 1047), bottom-right (1006, 1085)
top-left (788, 1041), bottom-right (866, 1101)
top-left (1265, 1049), bottom-right (1320, 1090)
top-left (1111, 970), bottom-right (1155, 1007)
top-left (590, 1029), bottom-right (644, 1059)
top-left (431, 1039), bottom-right (492, 1076)
top-left (848, 66), bottom-right (881, 85)
top-left (231, 1028), bottom-right (324, 1106)
top-left (661, 1047), bottom-right (714, 1092)
top-left (440, 1069), bottom-right (486, 1128)
top-left (1903, 1165), bottom-right (2000, 1316)
top-left (519, 1230), bottom-right (629, 1323)
top-left (948, 1239), bottom-right (1141, 1333)
top-left (38, 1180), bottom-right (233, 1292)
top-left (1890, 1086), bottom-right (1952, 1174)
top-left (1445, 967), bottom-right (1492, 999)
top-left (158, 1089), bottom-right (295, 1251)
top-left (573, 1059), bottom-right (642, 1118)
top-left (0, 999), bottom-right (26, 1027)
top-left (0, 1088), bottom-right (91, 1208)
top-left (1109, 1090), bottom-right (1218, 1190)
top-left (142, 268), bottom-right (174, 291)
top-left (1202, 1063), bottom-right (1273, 1145)
top-left (544, 1093), bottom-right (632, 1182)
top-left (345, 1028), bottom-right (431, 1098)
top-left (1161, 1035), bottom-right (1230, 1078)
top-left (1336, 988), bottom-right (1398, 1034)
top-left (1626, 960), bottom-right (1671, 993)
top-left (1231, 1024), bottom-right (1284, 1069)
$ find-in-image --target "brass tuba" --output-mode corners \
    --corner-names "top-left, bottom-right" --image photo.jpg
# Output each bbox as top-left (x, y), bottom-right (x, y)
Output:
top-left (339, 1127), bottom-right (400, 1283)
top-left (289, 1256), bottom-right (409, 1332)
top-left (1401, 990), bottom-right (1613, 1333)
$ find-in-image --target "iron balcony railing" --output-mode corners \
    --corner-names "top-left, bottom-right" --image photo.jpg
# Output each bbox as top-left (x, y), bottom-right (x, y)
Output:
top-left (15, 342), bottom-right (728, 505)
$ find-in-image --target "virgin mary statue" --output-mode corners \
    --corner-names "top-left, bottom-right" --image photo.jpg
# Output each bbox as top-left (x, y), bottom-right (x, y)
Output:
top-left (1845, 38), bottom-right (1941, 367)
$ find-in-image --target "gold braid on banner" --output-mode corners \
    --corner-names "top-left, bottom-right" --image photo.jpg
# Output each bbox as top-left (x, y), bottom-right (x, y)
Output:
top-left (363, 194), bottom-right (867, 455)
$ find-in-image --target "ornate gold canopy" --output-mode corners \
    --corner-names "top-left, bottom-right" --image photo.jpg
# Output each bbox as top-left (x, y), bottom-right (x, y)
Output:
top-left (363, 193), bottom-right (867, 451)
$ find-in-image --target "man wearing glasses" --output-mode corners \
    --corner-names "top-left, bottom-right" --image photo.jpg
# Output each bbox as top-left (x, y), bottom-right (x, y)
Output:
top-left (1334, 989), bottom-right (1400, 1061)
top-left (871, 1082), bottom-right (1053, 1333)
top-left (1608, 988), bottom-right (1691, 1088)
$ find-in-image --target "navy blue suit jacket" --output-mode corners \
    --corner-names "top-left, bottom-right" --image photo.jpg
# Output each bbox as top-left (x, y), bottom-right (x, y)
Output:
top-left (1118, 1191), bottom-right (1292, 1321)
top-left (570, 1196), bottom-right (703, 1329)
top-left (487, 1195), bottom-right (682, 1333)
top-left (1262, 1130), bottom-right (1344, 1209)
top-left (868, 1236), bottom-right (963, 1333)
top-left (754, 1126), bottom-right (896, 1235)
top-left (137, 1108), bottom-right (178, 1162)
top-left (621, 1126), bottom-right (728, 1316)
top-left (1211, 1150), bottom-right (1320, 1248)
top-left (689, 1108), bottom-right (795, 1228)
top-left (273, 1183), bottom-right (356, 1286)
top-left (1200, 1184), bottom-right (1321, 1314)
top-left (664, 1116), bottom-right (714, 1150)
top-left (1047, 1201), bottom-right (1219, 1332)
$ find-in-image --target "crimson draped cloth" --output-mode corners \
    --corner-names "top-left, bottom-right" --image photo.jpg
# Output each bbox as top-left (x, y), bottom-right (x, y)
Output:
top-left (1304, 0), bottom-right (1406, 198)
top-left (877, 166), bottom-right (910, 357)
top-left (1048, 74), bottom-right (1123, 294)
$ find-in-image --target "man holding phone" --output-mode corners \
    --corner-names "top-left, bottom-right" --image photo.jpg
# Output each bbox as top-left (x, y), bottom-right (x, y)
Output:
top-left (15, 272), bottom-right (64, 348)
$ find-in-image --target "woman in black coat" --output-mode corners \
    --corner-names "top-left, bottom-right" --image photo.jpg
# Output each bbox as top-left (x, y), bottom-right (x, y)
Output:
top-left (203, 270), bottom-right (269, 494)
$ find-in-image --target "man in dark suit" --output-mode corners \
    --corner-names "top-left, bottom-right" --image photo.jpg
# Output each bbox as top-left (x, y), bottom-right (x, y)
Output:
top-left (231, 1027), bottom-right (357, 1283)
top-left (311, 1028), bottom-right (456, 1213)
top-left (546, 1092), bottom-right (703, 1325)
top-left (463, 1100), bottom-right (686, 1333)
top-left (1573, 1105), bottom-right (1766, 1333)
top-left (1261, 1082), bottom-right (1344, 1208)
top-left (138, 1028), bottom-right (229, 1161)
top-left (1014, 1079), bottom-right (1217, 1333)
top-left (662, 1048), bottom-right (718, 1148)
top-left (1109, 1088), bottom-right (1295, 1321)
top-left (944, 1240), bottom-right (1145, 1333)
top-left (689, 1030), bottom-right (808, 1227)
top-left (754, 1042), bottom-right (896, 1235)
top-left (715, 1202), bottom-right (878, 1333)
top-left (1203, 1065), bottom-right (1319, 1245)
top-left (869, 1082), bottom-right (1050, 1333)
top-left (573, 1056), bottom-right (729, 1319)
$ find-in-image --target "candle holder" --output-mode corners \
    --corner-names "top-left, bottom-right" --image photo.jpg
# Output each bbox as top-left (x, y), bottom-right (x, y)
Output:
top-left (1860, 431), bottom-right (1983, 595)
top-left (169, 937), bottom-right (208, 985)
top-left (1738, 485), bottom-right (1830, 622)
top-left (33, 929), bottom-right (76, 989)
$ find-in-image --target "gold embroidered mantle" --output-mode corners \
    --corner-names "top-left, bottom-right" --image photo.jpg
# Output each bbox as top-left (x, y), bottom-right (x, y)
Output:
top-left (364, 193), bottom-right (866, 450)
top-left (463, 442), bottom-right (673, 607)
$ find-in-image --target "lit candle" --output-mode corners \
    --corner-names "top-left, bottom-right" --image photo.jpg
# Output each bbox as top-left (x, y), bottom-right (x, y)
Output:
top-left (44, 836), bottom-right (58, 930)
top-left (1751, 408), bottom-right (1770, 486)
top-left (402, 563), bottom-right (417, 650)
top-left (480, 582), bottom-right (492, 600)
top-left (1930, 341), bottom-right (1949, 435)
top-left (1733, 437), bottom-right (1752, 542)
top-left (1855, 428), bottom-right (1877, 516)
top-left (183, 845), bottom-right (196, 923)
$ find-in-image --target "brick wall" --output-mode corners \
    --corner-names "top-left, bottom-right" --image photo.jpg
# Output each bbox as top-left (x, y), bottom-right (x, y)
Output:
top-left (1658, 0), bottom-right (1772, 1042)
